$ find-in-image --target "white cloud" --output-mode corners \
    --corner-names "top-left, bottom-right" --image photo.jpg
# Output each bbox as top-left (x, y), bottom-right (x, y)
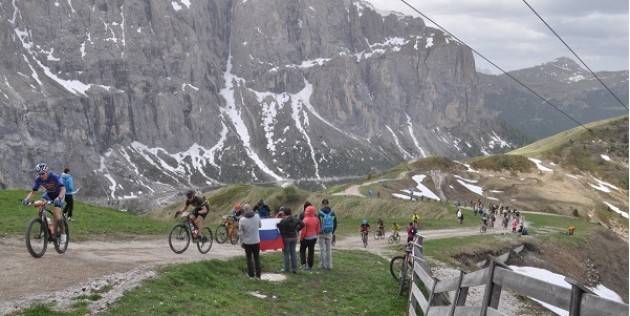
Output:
top-left (365, 0), bottom-right (628, 71)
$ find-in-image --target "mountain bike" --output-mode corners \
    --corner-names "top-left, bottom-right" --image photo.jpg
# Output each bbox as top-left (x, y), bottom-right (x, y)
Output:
top-left (361, 231), bottom-right (368, 248)
top-left (388, 231), bottom-right (400, 244)
top-left (373, 227), bottom-right (385, 240)
top-left (215, 215), bottom-right (239, 245)
top-left (23, 200), bottom-right (69, 258)
top-left (390, 242), bottom-right (413, 295)
top-left (168, 211), bottom-right (213, 254)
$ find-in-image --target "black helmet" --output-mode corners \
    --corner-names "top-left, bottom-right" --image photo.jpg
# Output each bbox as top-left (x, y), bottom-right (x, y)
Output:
top-left (185, 190), bottom-right (195, 199)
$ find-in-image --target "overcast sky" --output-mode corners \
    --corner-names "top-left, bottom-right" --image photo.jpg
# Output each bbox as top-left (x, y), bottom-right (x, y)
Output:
top-left (366, 0), bottom-right (628, 73)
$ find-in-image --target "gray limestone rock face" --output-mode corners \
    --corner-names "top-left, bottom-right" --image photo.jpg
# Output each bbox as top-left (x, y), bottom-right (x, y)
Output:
top-left (0, 0), bottom-right (514, 210)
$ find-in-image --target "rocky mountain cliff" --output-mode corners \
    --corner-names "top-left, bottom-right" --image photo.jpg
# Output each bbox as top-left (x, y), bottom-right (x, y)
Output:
top-left (0, 0), bottom-right (514, 209)
top-left (480, 57), bottom-right (629, 139)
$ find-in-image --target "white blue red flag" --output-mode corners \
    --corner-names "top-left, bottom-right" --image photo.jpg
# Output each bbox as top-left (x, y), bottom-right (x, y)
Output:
top-left (259, 218), bottom-right (283, 251)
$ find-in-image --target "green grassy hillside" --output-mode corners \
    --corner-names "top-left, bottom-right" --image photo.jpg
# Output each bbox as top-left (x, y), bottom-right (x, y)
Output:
top-left (20, 251), bottom-right (407, 316)
top-left (0, 190), bottom-right (171, 239)
top-left (510, 115), bottom-right (629, 188)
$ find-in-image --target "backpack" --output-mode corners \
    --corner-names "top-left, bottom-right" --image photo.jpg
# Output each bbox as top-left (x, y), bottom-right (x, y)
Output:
top-left (321, 211), bottom-right (335, 233)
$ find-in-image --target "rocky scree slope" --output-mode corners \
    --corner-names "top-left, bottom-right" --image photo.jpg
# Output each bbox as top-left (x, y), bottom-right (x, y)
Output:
top-left (0, 0), bottom-right (513, 209)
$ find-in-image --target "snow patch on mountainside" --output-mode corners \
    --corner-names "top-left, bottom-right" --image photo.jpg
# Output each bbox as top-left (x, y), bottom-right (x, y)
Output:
top-left (386, 125), bottom-right (411, 159)
top-left (528, 158), bottom-right (553, 172)
top-left (219, 54), bottom-right (284, 181)
top-left (406, 114), bottom-right (427, 158)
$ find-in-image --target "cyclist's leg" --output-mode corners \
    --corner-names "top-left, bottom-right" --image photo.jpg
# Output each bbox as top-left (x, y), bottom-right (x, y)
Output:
top-left (42, 193), bottom-right (61, 234)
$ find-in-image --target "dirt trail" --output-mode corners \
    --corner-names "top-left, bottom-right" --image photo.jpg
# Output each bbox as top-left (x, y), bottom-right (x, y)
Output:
top-left (333, 171), bottom-right (410, 197)
top-left (0, 225), bottom-right (510, 315)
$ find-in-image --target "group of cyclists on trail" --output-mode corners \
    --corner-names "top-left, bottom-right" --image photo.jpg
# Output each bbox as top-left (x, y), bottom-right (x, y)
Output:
top-left (358, 213), bottom-right (420, 247)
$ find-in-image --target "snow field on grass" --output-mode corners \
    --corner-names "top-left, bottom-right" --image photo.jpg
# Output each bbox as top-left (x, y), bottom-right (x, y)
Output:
top-left (456, 179), bottom-right (483, 196)
top-left (509, 266), bottom-right (623, 316)
top-left (603, 202), bottom-right (629, 219)
top-left (589, 177), bottom-right (619, 193)
top-left (528, 158), bottom-right (553, 172)
top-left (391, 174), bottom-right (440, 201)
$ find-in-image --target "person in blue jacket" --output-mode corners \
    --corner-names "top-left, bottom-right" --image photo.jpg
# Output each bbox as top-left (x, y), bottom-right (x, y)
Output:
top-left (61, 168), bottom-right (75, 221)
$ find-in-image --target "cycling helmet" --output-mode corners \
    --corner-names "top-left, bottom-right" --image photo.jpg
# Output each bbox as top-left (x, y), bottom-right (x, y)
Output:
top-left (362, 219), bottom-right (368, 225)
top-left (185, 190), bottom-right (195, 199)
top-left (35, 162), bottom-right (48, 174)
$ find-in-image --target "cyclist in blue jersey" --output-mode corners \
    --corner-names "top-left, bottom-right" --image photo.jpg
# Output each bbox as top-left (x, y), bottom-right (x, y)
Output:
top-left (23, 163), bottom-right (67, 244)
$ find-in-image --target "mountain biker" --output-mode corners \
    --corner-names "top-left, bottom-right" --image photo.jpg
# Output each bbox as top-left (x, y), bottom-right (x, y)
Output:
top-left (23, 163), bottom-right (67, 244)
top-left (376, 218), bottom-right (385, 237)
top-left (176, 190), bottom-right (208, 240)
top-left (231, 203), bottom-right (242, 222)
top-left (392, 222), bottom-right (400, 239)
top-left (360, 219), bottom-right (370, 235)
top-left (406, 222), bottom-right (417, 243)
top-left (411, 213), bottom-right (420, 226)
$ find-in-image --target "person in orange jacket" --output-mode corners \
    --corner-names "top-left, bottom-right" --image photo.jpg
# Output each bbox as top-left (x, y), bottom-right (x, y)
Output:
top-left (299, 205), bottom-right (320, 271)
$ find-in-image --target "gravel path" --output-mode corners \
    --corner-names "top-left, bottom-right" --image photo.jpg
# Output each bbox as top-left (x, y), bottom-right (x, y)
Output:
top-left (0, 225), bottom-right (512, 315)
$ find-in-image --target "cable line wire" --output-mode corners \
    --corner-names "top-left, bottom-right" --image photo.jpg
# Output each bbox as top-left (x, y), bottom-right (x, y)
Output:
top-left (521, 0), bottom-right (628, 111)
top-left (397, 0), bottom-right (592, 132)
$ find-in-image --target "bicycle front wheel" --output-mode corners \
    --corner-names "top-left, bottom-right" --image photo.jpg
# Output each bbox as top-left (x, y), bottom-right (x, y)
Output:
top-left (54, 217), bottom-right (69, 254)
top-left (197, 227), bottom-right (213, 254)
top-left (25, 218), bottom-right (47, 258)
top-left (168, 224), bottom-right (190, 254)
top-left (390, 256), bottom-right (408, 281)
top-left (215, 224), bottom-right (228, 244)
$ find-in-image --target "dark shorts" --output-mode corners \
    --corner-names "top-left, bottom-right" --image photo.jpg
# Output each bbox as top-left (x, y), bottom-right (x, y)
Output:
top-left (42, 192), bottom-right (64, 207)
top-left (192, 205), bottom-right (208, 218)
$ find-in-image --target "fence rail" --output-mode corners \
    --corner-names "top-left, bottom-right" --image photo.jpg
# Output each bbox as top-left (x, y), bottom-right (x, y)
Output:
top-left (407, 234), bottom-right (628, 316)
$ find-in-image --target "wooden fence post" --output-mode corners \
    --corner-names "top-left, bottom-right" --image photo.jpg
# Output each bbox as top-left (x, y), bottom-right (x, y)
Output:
top-left (566, 277), bottom-right (591, 316)
top-left (480, 259), bottom-right (500, 316)
top-left (448, 270), bottom-right (466, 316)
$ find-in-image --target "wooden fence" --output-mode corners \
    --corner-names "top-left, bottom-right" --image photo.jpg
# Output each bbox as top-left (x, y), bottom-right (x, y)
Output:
top-left (407, 234), bottom-right (629, 316)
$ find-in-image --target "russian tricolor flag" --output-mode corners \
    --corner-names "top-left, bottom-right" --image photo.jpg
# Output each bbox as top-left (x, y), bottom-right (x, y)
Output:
top-left (259, 218), bottom-right (283, 251)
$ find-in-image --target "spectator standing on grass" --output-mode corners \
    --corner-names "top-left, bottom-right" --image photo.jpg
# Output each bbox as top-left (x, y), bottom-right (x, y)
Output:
top-left (456, 207), bottom-right (463, 225)
top-left (318, 199), bottom-right (337, 270)
top-left (277, 208), bottom-right (303, 274)
top-left (299, 205), bottom-right (320, 271)
top-left (239, 204), bottom-right (262, 278)
top-left (299, 201), bottom-right (312, 221)
top-left (61, 168), bottom-right (75, 221)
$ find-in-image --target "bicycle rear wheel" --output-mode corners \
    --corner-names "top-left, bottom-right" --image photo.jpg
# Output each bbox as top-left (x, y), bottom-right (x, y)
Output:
top-left (25, 218), bottom-right (47, 258)
top-left (390, 256), bottom-right (405, 281)
top-left (215, 224), bottom-right (228, 244)
top-left (229, 233), bottom-right (239, 245)
top-left (54, 217), bottom-right (69, 254)
top-left (168, 224), bottom-right (190, 254)
top-left (197, 227), bottom-right (213, 254)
